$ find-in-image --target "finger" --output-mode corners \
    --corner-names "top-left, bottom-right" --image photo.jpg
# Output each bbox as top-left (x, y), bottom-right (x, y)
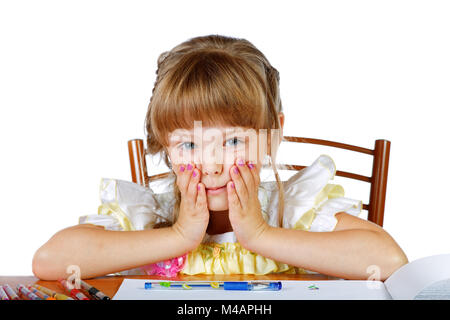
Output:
top-left (247, 160), bottom-right (261, 189)
top-left (187, 167), bottom-right (200, 201)
top-left (177, 163), bottom-right (195, 195)
top-left (227, 180), bottom-right (242, 211)
top-left (236, 158), bottom-right (255, 191)
top-left (230, 164), bottom-right (248, 205)
top-left (195, 182), bottom-right (207, 209)
top-left (172, 162), bottom-right (183, 174)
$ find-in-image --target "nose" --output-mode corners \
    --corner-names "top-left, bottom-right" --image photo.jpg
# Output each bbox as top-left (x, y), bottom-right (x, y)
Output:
top-left (198, 144), bottom-right (224, 176)
top-left (201, 162), bottom-right (222, 176)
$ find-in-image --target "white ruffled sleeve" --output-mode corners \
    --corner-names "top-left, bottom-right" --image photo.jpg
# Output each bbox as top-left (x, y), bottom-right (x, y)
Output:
top-left (265, 154), bottom-right (362, 232)
top-left (78, 177), bottom-right (175, 231)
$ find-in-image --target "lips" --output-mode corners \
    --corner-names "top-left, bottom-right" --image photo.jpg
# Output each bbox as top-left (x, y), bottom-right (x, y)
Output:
top-left (206, 186), bottom-right (225, 190)
top-left (206, 185), bottom-right (227, 195)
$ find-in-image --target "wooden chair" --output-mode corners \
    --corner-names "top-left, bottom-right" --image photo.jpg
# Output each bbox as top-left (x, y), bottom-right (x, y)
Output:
top-left (127, 137), bottom-right (390, 227)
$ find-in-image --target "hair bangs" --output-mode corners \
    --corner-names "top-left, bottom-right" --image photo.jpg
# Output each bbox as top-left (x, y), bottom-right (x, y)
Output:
top-left (151, 50), bottom-right (270, 147)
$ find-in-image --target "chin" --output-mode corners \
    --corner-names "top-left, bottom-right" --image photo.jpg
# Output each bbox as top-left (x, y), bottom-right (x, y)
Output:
top-left (207, 196), bottom-right (229, 211)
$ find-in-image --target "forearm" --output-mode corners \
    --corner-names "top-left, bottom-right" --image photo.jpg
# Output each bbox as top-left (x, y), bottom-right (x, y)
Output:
top-left (247, 226), bottom-right (408, 281)
top-left (32, 225), bottom-right (193, 280)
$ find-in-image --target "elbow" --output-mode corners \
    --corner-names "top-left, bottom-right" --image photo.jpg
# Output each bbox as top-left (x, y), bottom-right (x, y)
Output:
top-left (32, 225), bottom-right (87, 280)
top-left (379, 247), bottom-right (409, 281)
top-left (32, 247), bottom-right (47, 280)
top-left (368, 229), bottom-right (408, 281)
top-left (32, 246), bottom-right (66, 281)
top-left (32, 247), bottom-right (53, 280)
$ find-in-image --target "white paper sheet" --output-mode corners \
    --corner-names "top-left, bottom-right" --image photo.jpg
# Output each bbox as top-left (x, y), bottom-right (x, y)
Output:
top-left (112, 279), bottom-right (392, 300)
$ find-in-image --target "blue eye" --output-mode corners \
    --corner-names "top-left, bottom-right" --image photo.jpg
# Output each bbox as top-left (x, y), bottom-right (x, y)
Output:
top-left (225, 137), bottom-right (242, 147)
top-left (179, 142), bottom-right (196, 150)
top-left (178, 137), bottom-right (242, 150)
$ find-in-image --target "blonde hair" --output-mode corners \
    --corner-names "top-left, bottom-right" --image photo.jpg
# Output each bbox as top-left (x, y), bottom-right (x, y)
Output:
top-left (144, 34), bottom-right (285, 227)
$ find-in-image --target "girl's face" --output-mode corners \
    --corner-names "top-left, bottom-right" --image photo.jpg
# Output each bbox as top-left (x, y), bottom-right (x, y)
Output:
top-left (167, 125), bottom-right (264, 211)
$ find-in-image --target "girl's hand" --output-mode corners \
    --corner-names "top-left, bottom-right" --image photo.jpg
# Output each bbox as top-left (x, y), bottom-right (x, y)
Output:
top-left (226, 158), bottom-right (270, 249)
top-left (171, 163), bottom-right (209, 250)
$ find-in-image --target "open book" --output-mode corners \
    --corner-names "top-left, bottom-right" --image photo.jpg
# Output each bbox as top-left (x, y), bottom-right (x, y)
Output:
top-left (112, 254), bottom-right (450, 300)
top-left (384, 254), bottom-right (450, 299)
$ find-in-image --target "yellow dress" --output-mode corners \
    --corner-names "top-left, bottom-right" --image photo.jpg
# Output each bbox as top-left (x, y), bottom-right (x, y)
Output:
top-left (79, 154), bottom-right (362, 276)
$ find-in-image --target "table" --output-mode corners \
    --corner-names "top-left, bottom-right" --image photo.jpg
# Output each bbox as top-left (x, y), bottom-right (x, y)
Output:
top-left (0, 273), bottom-right (338, 299)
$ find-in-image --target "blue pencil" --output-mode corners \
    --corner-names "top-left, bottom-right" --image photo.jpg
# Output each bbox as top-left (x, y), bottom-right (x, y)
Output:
top-left (144, 281), bottom-right (282, 291)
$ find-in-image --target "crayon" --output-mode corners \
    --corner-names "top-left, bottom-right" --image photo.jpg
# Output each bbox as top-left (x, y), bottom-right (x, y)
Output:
top-left (32, 284), bottom-right (74, 300)
top-left (27, 286), bottom-right (56, 300)
top-left (80, 280), bottom-right (110, 300)
top-left (58, 279), bottom-right (90, 300)
top-left (17, 284), bottom-right (42, 300)
top-left (3, 284), bottom-right (20, 300)
top-left (0, 286), bottom-right (9, 300)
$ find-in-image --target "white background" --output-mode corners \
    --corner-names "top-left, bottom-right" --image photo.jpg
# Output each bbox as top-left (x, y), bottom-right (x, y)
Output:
top-left (1, 0), bottom-right (449, 276)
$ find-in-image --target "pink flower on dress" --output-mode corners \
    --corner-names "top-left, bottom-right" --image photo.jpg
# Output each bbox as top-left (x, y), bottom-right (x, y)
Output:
top-left (141, 254), bottom-right (187, 277)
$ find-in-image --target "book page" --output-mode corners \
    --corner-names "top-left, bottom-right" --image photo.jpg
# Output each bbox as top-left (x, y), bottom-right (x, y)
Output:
top-left (414, 279), bottom-right (450, 300)
top-left (112, 279), bottom-right (392, 300)
top-left (384, 254), bottom-right (450, 300)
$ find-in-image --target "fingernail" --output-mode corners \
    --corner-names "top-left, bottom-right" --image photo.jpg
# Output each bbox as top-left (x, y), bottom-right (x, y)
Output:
top-left (197, 184), bottom-right (201, 191)
top-left (231, 182), bottom-right (235, 189)
top-left (192, 170), bottom-right (197, 178)
top-left (233, 167), bottom-right (239, 174)
top-left (180, 165), bottom-right (185, 172)
top-left (248, 163), bottom-right (254, 169)
top-left (237, 158), bottom-right (245, 166)
top-left (187, 164), bottom-right (193, 170)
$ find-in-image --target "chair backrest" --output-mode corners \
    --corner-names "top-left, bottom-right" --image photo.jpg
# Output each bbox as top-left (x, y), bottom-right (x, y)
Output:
top-left (128, 137), bottom-right (390, 227)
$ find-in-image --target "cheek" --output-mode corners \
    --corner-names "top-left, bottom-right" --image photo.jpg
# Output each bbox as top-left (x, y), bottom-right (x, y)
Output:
top-left (223, 152), bottom-right (236, 167)
top-left (223, 164), bottom-right (234, 180)
top-left (167, 148), bottom-right (181, 166)
top-left (168, 148), bottom-right (196, 166)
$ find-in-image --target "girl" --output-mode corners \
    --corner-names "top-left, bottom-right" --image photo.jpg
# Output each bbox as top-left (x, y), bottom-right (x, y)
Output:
top-left (32, 34), bottom-right (408, 281)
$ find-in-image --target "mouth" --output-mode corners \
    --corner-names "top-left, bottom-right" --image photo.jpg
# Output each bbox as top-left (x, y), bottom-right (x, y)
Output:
top-left (206, 185), bottom-right (227, 195)
top-left (206, 185), bottom-right (225, 190)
